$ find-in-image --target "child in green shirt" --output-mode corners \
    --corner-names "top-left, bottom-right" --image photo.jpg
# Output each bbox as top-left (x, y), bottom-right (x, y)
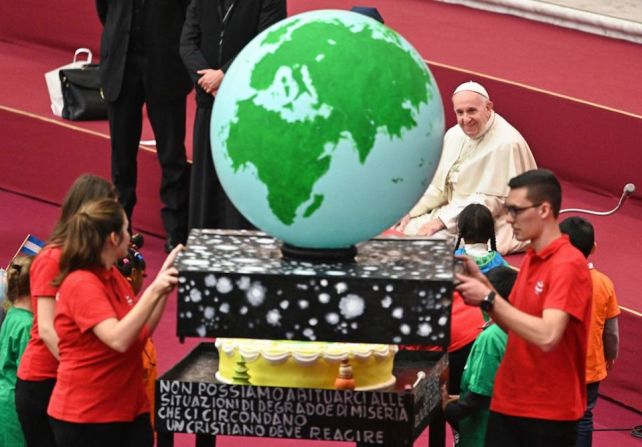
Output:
top-left (0, 255), bottom-right (34, 447)
top-left (442, 266), bottom-right (517, 447)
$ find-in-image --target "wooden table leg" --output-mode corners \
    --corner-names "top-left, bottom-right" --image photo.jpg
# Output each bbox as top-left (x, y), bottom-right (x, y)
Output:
top-left (195, 434), bottom-right (216, 447)
top-left (428, 411), bottom-right (446, 446)
top-left (156, 432), bottom-right (174, 447)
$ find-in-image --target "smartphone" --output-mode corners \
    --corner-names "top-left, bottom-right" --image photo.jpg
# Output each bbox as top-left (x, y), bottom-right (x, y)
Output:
top-left (453, 258), bottom-right (465, 285)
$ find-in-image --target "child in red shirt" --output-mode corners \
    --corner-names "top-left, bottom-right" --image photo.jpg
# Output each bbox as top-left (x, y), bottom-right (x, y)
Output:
top-left (47, 198), bottom-right (180, 447)
top-left (16, 174), bottom-right (116, 447)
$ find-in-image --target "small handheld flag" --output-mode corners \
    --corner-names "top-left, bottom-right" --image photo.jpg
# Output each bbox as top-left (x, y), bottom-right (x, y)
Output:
top-left (7, 234), bottom-right (45, 269)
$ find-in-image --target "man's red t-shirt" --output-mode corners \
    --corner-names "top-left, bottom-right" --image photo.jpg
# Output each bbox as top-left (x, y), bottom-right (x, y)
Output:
top-left (47, 267), bottom-right (149, 423)
top-left (17, 246), bottom-right (61, 381)
top-left (491, 236), bottom-right (592, 421)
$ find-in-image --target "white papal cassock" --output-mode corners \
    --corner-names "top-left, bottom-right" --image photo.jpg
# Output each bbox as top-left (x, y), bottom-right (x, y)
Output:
top-left (403, 112), bottom-right (537, 254)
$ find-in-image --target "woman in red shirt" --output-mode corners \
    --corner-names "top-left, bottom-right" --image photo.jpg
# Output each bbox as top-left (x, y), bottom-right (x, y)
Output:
top-left (47, 198), bottom-right (180, 447)
top-left (16, 174), bottom-right (116, 447)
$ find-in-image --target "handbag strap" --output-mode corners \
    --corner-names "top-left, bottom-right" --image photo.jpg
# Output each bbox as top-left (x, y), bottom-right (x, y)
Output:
top-left (73, 48), bottom-right (93, 65)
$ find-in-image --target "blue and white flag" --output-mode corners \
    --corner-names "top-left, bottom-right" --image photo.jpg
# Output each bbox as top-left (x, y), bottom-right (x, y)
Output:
top-left (19, 234), bottom-right (45, 256)
top-left (6, 234), bottom-right (45, 271)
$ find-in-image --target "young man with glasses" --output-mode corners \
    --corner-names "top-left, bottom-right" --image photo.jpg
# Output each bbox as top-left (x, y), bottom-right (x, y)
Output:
top-left (455, 169), bottom-right (592, 447)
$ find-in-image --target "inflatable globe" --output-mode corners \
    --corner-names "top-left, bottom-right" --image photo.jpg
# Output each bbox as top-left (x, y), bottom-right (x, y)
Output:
top-left (211, 10), bottom-right (444, 249)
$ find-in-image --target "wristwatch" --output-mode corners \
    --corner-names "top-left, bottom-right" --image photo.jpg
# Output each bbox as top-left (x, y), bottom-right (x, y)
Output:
top-left (480, 291), bottom-right (496, 312)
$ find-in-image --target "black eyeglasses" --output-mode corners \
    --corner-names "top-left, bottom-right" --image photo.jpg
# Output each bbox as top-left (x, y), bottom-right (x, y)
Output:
top-left (504, 203), bottom-right (542, 217)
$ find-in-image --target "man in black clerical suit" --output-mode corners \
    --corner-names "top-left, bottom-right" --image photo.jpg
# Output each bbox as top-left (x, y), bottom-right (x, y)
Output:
top-left (180, 0), bottom-right (286, 231)
top-left (96, 0), bottom-right (193, 252)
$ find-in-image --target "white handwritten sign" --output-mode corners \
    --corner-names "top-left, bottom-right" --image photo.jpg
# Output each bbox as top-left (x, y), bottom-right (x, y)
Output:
top-left (156, 380), bottom-right (412, 444)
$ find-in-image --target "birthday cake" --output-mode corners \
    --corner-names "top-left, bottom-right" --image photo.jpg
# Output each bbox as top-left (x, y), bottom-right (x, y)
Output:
top-left (215, 338), bottom-right (398, 390)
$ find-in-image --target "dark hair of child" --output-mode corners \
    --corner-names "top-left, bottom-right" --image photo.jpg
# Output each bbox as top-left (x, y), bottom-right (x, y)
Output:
top-left (485, 266), bottom-right (518, 301)
top-left (559, 216), bottom-right (594, 259)
top-left (6, 255), bottom-right (34, 304)
top-left (456, 204), bottom-right (497, 252)
top-left (116, 246), bottom-right (146, 280)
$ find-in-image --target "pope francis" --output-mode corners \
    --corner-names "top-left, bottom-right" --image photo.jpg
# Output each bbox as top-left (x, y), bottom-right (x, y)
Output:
top-left (399, 81), bottom-right (537, 254)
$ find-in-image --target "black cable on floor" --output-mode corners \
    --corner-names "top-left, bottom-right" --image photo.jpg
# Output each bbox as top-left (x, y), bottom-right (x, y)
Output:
top-left (593, 428), bottom-right (631, 431)
top-left (593, 424), bottom-right (642, 438)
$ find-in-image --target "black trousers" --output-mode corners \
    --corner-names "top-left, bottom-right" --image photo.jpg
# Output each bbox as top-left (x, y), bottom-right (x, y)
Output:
top-left (188, 106), bottom-right (253, 231)
top-left (486, 411), bottom-right (579, 447)
top-left (49, 413), bottom-right (153, 447)
top-left (15, 378), bottom-right (57, 447)
top-left (107, 52), bottom-right (190, 241)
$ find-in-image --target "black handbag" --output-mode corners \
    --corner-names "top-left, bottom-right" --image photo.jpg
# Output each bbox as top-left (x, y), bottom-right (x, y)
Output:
top-left (59, 64), bottom-right (107, 121)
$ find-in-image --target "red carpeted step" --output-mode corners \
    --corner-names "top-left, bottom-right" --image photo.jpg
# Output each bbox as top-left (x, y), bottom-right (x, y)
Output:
top-left (0, 108), bottom-right (166, 236)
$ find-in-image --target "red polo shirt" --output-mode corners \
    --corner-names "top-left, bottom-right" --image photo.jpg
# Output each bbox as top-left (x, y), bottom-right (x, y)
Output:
top-left (491, 236), bottom-right (592, 421)
top-left (18, 246), bottom-right (61, 381)
top-left (47, 267), bottom-right (149, 423)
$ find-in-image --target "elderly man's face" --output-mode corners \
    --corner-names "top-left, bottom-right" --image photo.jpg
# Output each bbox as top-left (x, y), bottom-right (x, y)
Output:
top-left (452, 91), bottom-right (493, 138)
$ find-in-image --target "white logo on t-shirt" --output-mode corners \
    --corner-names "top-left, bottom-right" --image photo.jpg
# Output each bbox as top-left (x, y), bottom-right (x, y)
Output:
top-left (534, 280), bottom-right (545, 295)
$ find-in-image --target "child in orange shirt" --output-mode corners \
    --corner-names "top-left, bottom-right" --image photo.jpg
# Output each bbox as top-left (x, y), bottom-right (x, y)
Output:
top-left (560, 217), bottom-right (620, 447)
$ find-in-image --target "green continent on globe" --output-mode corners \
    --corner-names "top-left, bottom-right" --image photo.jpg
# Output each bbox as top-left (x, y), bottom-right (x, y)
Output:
top-left (225, 19), bottom-right (432, 226)
top-left (303, 194), bottom-right (324, 218)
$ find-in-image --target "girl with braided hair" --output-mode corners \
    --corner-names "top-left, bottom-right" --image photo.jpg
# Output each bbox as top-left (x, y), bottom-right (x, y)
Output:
top-left (455, 204), bottom-right (508, 273)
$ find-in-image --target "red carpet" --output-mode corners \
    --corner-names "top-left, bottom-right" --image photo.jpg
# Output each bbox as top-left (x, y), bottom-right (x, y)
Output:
top-left (1, 0), bottom-right (641, 433)
top-left (0, 42), bottom-right (196, 160)
top-left (0, 108), bottom-right (166, 237)
top-left (603, 310), bottom-right (642, 413)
